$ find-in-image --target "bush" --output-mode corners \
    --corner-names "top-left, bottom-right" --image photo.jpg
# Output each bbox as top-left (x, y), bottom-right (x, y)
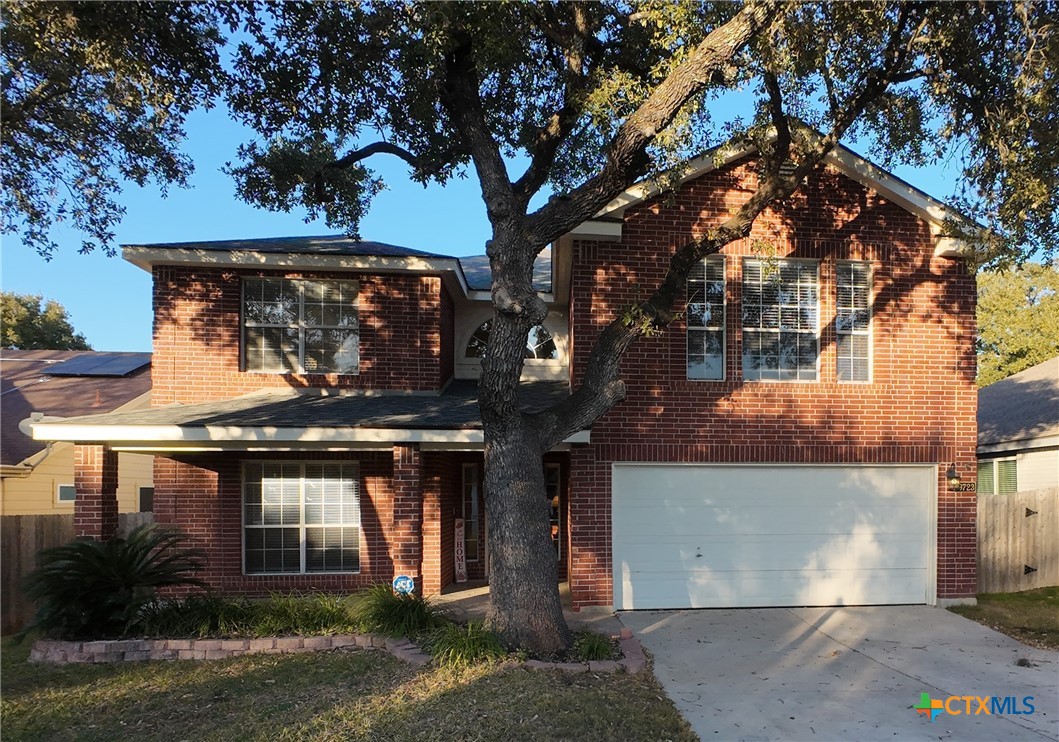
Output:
top-left (571, 630), bottom-right (616, 661)
top-left (355, 583), bottom-right (443, 637)
top-left (138, 594), bottom-right (256, 638)
top-left (138, 592), bottom-right (361, 638)
top-left (424, 621), bottom-right (507, 668)
top-left (20, 526), bottom-right (205, 640)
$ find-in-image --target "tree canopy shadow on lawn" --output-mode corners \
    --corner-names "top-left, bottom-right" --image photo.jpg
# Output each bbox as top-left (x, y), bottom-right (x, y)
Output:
top-left (0, 639), bottom-right (695, 742)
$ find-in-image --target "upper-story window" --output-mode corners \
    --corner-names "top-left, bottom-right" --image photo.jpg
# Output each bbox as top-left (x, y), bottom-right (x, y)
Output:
top-left (742, 259), bottom-right (819, 381)
top-left (243, 278), bottom-right (359, 374)
top-left (465, 320), bottom-right (558, 360)
top-left (687, 255), bottom-right (726, 380)
top-left (836, 261), bottom-right (871, 382)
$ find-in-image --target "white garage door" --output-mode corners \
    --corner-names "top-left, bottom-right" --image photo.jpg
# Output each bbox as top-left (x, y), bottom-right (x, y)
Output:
top-left (612, 464), bottom-right (934, 610)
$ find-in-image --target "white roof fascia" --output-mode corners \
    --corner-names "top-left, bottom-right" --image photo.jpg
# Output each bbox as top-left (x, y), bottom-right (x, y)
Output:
top-left (123, 247), bottom-right (474, 299)
top-left (30, 421), bottom-right (591, 447)
top-left (570, 220), bottom-right (623, 240)
top-left (977, 434), bottom-right (1059, 455)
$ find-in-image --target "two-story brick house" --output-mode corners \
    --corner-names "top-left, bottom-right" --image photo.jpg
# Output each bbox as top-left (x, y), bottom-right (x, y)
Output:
top-left (30, 141), bottom-right (978, 611)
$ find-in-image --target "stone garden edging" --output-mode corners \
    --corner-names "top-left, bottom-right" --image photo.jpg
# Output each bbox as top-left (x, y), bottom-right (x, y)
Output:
top-left (29, 629), bottom-right (647, 674)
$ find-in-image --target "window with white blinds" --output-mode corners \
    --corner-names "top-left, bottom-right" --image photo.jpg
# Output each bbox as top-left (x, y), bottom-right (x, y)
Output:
top-left (836, 262), bottom-right (871, 382)
top-left (243, 462), bottom-right (361, 574)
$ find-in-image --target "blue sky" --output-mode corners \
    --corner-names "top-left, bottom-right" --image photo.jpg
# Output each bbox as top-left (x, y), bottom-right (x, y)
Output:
top-left (2, 103), bottom-right (959, 352)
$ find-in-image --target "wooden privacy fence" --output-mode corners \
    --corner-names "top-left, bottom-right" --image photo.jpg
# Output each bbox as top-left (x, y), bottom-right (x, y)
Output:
top-left (977, 488), bottom-right (1059, 593)
top-left (1, 512), bottom-right (155, 635)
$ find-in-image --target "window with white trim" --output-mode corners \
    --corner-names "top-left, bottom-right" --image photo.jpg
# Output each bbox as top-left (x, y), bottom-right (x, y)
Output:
top-left (977, 458), bottom-right (1017, 495)
top-left (462, 464), bottom-right (480, 562)
top-left (545, 463), bottom-right (561, 559)
top-left (242, 278), bottom-right (359, 374)
top-left (139, 486), bottom-right (154, 513)
top-left (56, 483), bottom-right (76, 503)
top-left (465, 320), bottom-right (558, 360)
top-left (836, 262), bottom-right (871, 382)
top-left (742, 259), bottom-right (819, 381)
top-left (686, 256), bottom-right (726, 380)
top-left (243, 462), bottom-right (361, 574)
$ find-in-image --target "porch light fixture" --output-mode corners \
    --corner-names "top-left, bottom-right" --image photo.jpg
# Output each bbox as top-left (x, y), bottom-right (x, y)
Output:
top-left (946, 463), bottom-right (961, 491)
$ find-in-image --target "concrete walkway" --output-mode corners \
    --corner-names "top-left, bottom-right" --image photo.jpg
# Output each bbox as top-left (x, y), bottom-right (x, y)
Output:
top-left (619, 606), bottom-right (1058, 742)
top-left (432, 582), bottom-right (624, 636)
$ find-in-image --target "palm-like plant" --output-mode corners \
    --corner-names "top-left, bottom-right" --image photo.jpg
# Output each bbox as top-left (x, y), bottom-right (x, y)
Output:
top-left (20, 525), bottom-right (206, 640)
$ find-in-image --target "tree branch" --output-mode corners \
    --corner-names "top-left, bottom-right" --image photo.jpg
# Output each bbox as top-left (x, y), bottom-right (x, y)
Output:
top-left (523, 0), bottom-right (782, 246)
top-left (513, 3), bottom-right (597, 202)
top-left (532, 3), bottom-right (932, 448)
top-left (313, 141), bottom-right (421, 202)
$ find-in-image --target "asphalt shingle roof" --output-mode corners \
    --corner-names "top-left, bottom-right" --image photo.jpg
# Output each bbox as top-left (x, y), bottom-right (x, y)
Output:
top-left (1, 350), bottom-right (152, 465)
top-left (47, 379), bottom-right (569, 431)
top-left (124, 235), bottom-right (452, 259)
top-left (977, 356), bottom-right (1059, 447)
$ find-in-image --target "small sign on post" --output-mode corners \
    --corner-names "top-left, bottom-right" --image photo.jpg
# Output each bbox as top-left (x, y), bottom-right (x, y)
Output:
top-left (392, 575), bottom-right (415, 595)
top-left (454, 517), bottom-right (468, 583)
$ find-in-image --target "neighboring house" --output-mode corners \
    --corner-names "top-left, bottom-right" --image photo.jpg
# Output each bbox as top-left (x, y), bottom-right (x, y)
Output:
top-left (1, 350), bottom-right (154, 515)
top-left (29, 141), bottom-right (978, 611)
top-left (977, 356), bottom-right (1059, 494)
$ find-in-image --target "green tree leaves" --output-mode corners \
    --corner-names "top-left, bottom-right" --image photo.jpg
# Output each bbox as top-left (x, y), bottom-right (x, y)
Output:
top-left (1, 1), bottom-right (231, 257)
top-left (977, 262), bottom-right (1059, 386)
top-left (1, 291), bottom-right (91, 350)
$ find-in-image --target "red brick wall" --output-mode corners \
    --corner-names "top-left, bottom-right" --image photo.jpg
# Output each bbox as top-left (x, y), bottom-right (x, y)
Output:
top-left (74, 445), bottom-right (119, 540)
top-left (151, 267), bottom-right (449, 404)
top-left (568, 159), bottom-right (978, 608)
top-left (439, 286), bottom-right (455, 386)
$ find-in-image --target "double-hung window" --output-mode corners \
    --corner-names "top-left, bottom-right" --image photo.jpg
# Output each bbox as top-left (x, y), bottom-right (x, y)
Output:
top-left (977, 458), bottom-right (1017, 495)
top-left (243, 462), bottom-right (361, 574)
top-left (243, 278), bottom-right (359, 374)
top-left (836, 262), bottom-right (872, 382)
top-left (742, 259), bottom-right (819, 381)
top-left (687, 256), bottom-right (726, 380)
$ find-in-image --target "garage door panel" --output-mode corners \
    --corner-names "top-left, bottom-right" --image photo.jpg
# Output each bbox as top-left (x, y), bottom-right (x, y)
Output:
top-left (616, 533), bottom-right (929, 572)
top-left (615, 503), bottom-right (928, 537)
top-left (612, 464), bottom-right (933, 610)
top-left (616, 567), bottom-right (930, 609)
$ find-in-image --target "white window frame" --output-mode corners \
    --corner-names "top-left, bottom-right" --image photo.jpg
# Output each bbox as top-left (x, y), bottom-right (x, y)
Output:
top-left (836, 261), bottom-right (872, 383)
top-left (138, 486), bottom-right (154, 513)
top-left (464, 320), bottom-right (559, 361)
top-left (462, 463), bottom-right (480, 562)
top-left (241, 461), bottom-right (362, 575)
top-left (56, 483), bottom-right (76, 505)
top-left (241, 277), bottom-right (360, 375)
top-left (977, 457), bottom-right (1018, 495)
top-left (545, 463), bottom-right (562, 559)
top-left (741, 258), bottom-right (820, 382)
top-left (686, 255), bottom-right (726, 381)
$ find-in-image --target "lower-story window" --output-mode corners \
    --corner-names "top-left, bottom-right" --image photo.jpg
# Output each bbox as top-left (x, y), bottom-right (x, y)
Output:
top-left (243, 462), bottom-right (361, 574)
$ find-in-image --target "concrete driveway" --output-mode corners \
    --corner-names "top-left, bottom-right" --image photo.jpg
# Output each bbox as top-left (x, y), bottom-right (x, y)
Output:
top-left (619, 606), bottom-right (1058, 741)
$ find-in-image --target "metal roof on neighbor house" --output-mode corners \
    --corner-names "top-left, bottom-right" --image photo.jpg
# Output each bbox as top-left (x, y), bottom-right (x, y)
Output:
top-left (978, 356), bottom-right (1059, 448)
top-left (0, 350), bottom-right (152, 466)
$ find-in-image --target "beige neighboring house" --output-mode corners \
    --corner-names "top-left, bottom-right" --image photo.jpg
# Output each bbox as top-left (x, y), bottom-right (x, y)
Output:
top-left (977, 356), bottom-right (1059, 494)
top-left (1, 350), bottom-right (153, 514)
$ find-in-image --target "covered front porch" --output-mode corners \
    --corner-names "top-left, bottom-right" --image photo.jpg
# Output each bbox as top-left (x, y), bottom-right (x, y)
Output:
top-left (28, 381), bottom-right (584, 598)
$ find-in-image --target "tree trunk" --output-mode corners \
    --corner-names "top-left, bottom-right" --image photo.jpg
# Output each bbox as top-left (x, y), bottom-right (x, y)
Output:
top-left (483, 427), bottom-right (572, 655)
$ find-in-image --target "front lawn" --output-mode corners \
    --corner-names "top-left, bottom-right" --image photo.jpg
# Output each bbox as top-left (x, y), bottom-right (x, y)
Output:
top-left (0, 638), bottom-right (695, 741)
top-left (948, 587), bottom-right (1059, 649)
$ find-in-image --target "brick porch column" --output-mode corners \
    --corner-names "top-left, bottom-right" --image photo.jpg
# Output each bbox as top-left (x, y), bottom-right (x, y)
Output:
top-left (74, 444), bottom-right (119, 540)
top-left (392, 443), bottom-right (423, 592)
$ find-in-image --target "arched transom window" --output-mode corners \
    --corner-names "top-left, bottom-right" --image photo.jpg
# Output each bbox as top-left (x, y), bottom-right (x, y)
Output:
top-left (465, 320), bottom-right (558, 360)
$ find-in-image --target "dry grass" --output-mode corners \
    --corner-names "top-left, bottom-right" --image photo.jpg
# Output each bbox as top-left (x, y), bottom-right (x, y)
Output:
top-left (0, 637), bottom-right (695, 741)
top-left (948, 586), bottom-right (1059, 649)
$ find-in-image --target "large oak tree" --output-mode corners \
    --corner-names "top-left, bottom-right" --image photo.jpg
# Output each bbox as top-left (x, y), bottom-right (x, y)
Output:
top-left (223, 1), bottom-right (1056, 653)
